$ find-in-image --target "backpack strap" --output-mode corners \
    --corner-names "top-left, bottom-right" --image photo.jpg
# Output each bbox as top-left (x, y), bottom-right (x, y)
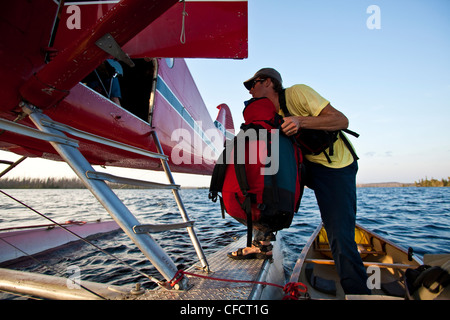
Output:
top-left (208, 154), bottom-right (226, 201)
top-left (233, 136), bottom-right (253, 248)
top-left (342, 128), bottom-right (359, 138)
top-left (339, 131), bottom-right (359, 161)
top-left (209, 137), bottom-right (239, 219)
top-left (278, 89), bottom-right (291, 116)
top-left (209, 143), bottom-right (229, 219)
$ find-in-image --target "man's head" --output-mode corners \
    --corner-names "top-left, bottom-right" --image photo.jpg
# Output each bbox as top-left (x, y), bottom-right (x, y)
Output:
top-left (243, 68), bottom-right (283, 95)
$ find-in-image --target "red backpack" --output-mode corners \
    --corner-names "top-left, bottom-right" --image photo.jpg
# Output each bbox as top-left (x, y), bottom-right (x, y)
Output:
top-left (209, 97), bottom-right (304, 247)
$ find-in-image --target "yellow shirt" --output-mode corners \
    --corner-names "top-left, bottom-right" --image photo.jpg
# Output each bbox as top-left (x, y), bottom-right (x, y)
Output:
top-left (279, 84), bottom-right (356, 168)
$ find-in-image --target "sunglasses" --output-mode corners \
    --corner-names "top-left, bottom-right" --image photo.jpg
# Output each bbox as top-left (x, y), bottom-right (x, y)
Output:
top-left (250, 78), bottom-right (267, 89)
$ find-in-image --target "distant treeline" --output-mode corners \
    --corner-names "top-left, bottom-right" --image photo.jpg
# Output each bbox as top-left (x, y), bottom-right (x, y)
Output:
top-left (0, 177), bottom-right (142, 189)
top-left (0, 177), bottom-right (85, 189)
top-left (414, 177), bottom-right (450, 187)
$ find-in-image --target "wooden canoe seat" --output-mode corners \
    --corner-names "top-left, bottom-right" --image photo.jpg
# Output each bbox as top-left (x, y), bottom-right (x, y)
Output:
top-left (314, 227), bottom-right (387, 258)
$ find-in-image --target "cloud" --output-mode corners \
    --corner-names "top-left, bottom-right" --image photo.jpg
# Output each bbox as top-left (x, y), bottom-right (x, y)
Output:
top-left (363, 151), bottom-right (393, 158)
top-left (364, 151), bottom-right (376, 157)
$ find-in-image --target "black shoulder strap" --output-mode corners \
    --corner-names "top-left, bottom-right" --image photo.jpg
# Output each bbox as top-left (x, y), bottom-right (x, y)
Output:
top-left (339, 131), bottom-right (359, 161)
top-left (209, 157), bottom-right (226, 196)
top-left (208, 151), bottom-right (227, 219)
top-left (342, 128), bottom-right (360, 138)
top-left (209, 141), bottom-right (231, 198)
top-left (278, 89), bottom-right (291, 116)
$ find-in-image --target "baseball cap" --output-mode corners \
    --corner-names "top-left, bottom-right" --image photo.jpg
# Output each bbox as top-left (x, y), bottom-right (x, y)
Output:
top-left (243, 68), bottom-right (282, 90)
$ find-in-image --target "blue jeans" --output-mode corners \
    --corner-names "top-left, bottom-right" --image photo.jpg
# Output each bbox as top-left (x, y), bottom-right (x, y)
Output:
top-left (305, 160), bottom-right (370, 294)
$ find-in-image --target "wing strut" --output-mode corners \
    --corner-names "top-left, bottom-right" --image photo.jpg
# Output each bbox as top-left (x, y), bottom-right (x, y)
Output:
top-left (4, 102), bottom-right (211, 290)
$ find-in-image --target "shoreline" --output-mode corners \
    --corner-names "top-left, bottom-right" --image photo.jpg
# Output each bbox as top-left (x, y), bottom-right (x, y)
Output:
top-left (356, 182), bottom-right (415, 188)
top-left (1, 178), bottom-right (448, 189)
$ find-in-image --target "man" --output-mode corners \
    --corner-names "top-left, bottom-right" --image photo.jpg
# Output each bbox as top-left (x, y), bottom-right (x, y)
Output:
top-left (84, 59), bottom-right (122, 106)
top-left (242, 68), bottom-right (370, 295)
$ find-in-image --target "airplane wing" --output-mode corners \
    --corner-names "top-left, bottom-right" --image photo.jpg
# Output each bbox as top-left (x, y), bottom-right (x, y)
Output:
top-left (53, 0), bottom-right (248, 59)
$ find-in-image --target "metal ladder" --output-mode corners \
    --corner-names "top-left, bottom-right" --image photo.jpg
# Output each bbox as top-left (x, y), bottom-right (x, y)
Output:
top-left (0, 102), bottom-right (209, 290)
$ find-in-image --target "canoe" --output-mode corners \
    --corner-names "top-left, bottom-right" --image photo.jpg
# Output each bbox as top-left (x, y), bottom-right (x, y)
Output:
top-left (288, 222), bottom-right (423, 300)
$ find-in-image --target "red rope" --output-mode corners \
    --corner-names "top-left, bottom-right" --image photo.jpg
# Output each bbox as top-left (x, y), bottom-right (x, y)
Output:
top-left (169, 269), bottom-right (307, 300)
top-left (282, 282), bottom-right (307, 300)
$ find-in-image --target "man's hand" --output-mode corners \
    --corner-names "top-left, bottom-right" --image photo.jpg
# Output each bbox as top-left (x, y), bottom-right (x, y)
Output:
top-left (281, 116), bottom-right (301, 136)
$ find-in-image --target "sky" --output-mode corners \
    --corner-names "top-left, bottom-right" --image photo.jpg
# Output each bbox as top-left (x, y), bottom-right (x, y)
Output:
top-left (1, 0), bottom-right (450, 186)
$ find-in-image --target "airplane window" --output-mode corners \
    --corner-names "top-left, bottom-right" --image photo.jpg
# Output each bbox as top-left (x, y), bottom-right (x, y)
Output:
top-left (165, 58), bottom-right (174, 68)
top-left (83, 58), bottom-right (155, 123)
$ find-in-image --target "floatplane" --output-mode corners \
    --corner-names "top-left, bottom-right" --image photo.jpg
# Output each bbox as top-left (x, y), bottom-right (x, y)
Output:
top-left (0, 0), bottom-right (290, 300)
top-left (1, 1), bottom-right (443, 302)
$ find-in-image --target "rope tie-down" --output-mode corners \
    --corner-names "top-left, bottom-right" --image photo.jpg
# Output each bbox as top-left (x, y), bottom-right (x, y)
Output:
top-left (169, 269), bottom-right (308, 300)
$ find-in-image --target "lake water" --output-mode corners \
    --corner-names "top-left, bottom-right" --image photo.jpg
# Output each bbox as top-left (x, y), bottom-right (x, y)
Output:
top-left (0, 187), bottom-right (449, 293)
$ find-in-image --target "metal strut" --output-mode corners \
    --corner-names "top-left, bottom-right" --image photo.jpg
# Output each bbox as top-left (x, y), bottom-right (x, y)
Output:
top-left (0, 156), bottom-right (27, 178)
top-left (14, 103), bottom-right (201, 290)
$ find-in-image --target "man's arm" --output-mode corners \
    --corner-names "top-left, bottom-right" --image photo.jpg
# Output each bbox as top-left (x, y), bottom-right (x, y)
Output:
top-left (281, 104), bottom-right (348, 135)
